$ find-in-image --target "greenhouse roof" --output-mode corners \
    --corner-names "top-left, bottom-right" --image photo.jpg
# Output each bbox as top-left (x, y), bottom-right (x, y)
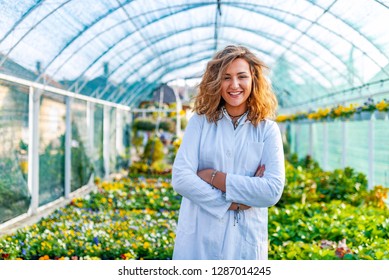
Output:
top-left (0, 0), bottom-right (388, 110)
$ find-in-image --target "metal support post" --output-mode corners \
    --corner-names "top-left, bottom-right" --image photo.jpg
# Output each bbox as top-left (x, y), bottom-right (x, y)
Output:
top-left (368, 118), bottom-right (375, 189)
top-left (323, 122), bottom-right (328, 170)
top-left (86, 102), bottom-right (95, 161)
top-left (27, 87), bottom-right (41, 215)
top-left (64, 96), bottom-right (73, 198)
top-left (308, 123), bottom-right (313, 156)
top-left (173, 88), bottom-right (182, 136)
top-left (116, 109), bottom-right (124, 156)
top-left (342, 121), bottom-right (347, 168)
top-left (103, 106), bottom-right (110, 180)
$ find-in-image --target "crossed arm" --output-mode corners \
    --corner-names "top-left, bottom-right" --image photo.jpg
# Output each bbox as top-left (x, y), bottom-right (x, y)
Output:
top-left (172, 115), bottom-right (284, 218)
top-left (197, 164), bottom-right (265, 210)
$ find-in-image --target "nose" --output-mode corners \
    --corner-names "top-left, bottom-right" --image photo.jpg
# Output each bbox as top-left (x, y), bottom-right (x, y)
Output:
top-left (230, 77), bottom-right (239, 89)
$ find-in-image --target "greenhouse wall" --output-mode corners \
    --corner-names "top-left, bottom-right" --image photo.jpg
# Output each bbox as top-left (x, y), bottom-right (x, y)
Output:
top-left (289, 118), bottom-right (389, 188)
top-left (0, 75), bottom-right (132, 225)
top-left (0, 81), bottom-right (30, 224)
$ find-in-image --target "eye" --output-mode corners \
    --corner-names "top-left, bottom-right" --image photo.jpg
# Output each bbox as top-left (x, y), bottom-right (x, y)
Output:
top-left (224, 76), bottom-right (231, 80)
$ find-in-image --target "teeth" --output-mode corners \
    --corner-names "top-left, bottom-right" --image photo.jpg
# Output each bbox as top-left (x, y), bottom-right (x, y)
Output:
top-left (229, 92), bottom-right (241, 96)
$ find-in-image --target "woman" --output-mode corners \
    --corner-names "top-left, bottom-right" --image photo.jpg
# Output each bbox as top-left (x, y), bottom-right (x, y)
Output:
top-left (172, 45), bottom-right (285, 260)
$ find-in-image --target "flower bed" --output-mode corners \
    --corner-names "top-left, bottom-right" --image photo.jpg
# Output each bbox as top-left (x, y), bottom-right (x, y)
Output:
top-left (0, 159), bottom-right (388, 260)
top-left (0, 178), bottom-right (178, 260)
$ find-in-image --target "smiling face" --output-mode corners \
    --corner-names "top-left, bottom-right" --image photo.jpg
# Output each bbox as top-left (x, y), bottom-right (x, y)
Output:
top-left (221, 58), bottom-right (252, 116)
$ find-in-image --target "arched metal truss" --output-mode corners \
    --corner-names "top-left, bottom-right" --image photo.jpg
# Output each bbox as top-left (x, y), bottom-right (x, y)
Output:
top-left (0, 0), bottom-right (388, 110)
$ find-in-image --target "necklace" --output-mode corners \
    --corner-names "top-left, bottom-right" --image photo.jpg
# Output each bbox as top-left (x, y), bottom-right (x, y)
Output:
top-left (228, 111), bottom-right (247, 129)
top-left (228, 112), bottom-right (246, 118)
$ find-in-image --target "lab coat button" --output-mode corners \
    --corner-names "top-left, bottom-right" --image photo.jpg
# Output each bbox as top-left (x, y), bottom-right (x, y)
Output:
top-left (226, 150), bottom-right (232, 157)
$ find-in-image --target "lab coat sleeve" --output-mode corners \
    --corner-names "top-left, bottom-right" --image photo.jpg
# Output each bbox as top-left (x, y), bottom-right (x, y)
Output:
top-left (172, 114), bottom-right (231, 219)
top-left (225, 121), bottom-right (285, 207)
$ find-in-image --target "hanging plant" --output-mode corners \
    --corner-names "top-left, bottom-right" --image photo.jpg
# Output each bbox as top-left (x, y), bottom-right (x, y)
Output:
top-left (133, 118), bottom-right (155, 131)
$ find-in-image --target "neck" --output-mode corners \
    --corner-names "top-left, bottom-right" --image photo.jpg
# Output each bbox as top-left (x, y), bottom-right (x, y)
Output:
top-left (225, 107), bottom-right (247, 118)
top-left (228, 111), bottom-right (245, 118)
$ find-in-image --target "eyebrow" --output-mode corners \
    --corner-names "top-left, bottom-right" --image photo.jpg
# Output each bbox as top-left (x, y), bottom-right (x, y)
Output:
top-left (224, 71), bottom-right (249, 75)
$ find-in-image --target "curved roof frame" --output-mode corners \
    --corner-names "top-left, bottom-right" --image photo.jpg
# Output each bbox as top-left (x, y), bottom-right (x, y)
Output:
top-left (108, 24), bottom-right (346, 86)
top-left (64, 2), bottom-right (210, 92)
top-left (62, 2), bottom-right (354, 89)
top-left (33, 0), bottom-right (136, 82)
top-left (234, 1), bottom-right (389, 74)
top-left (42, 1), bottom-right (387, 87)
top-left (0, 0), bottom-right (387, 109)
top-left (104, 35), bottom-right (331, 105)
top-left (229, 2), bottom-right (389, 77)
top-left (2, 1), bottom-right (372, 88)
top-left (60, 2), bottom-right (364, 98)
top-left (0, 0), bottom-right (44, 45)
top-left (123, 37), bottom-right (332, 107)
top-left (105, 39), bottom-right (215, 102)
top-left (98, 2), bottom-right (383, 88)
top-left (308, 0), bottom-right (389, 66)
top-left (101, 24), bottom-right (345, 104)
top-left (124, 55), bottom-right (213, 106)
top-left (0, 0), bottom-right (72, 67)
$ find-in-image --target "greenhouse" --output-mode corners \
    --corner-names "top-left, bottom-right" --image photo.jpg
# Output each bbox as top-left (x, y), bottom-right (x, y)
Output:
top-left (0, 0), bottom-right (388, 261)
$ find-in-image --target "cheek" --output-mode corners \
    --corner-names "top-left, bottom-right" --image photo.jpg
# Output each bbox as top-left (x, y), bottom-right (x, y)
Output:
top-left (244, 82), bottom-right (252, 93)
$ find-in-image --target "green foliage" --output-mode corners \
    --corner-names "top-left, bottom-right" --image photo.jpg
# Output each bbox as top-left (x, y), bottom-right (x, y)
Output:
top-left (268, 201), bottom-right (389, 260)
top-left (132, 118), bottom-right (176, 133)
top-left (38, 138), bottom-right (65, 205)
top-left (142, 136), bottom-right (164, 164)
top-left (1, 154), bottom-right (388, 260)
top-left (133, 118), bottom-right (155, 132)
top-left (129, 160), bottom-right (172, 176)
top-left (132, 133), bottom-right (144, 155)
top-left (71, 122), bottom-right (94, 191)
top-left (159, 119), bottom-right (175, 133)
top-left (280, 154), bottom-right (368, 207)
top-left (0, 158), bottom-right (30, 223)
top-left (0, 178), bottom-right (178, 260)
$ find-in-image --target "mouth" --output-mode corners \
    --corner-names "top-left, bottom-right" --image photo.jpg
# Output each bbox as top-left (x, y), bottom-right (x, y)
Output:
top-left (228, 91), bottom-right (243, 97)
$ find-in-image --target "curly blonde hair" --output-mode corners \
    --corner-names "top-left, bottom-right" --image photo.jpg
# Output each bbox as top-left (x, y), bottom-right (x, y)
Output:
top-left (194, 45), bottom-right (278, 126)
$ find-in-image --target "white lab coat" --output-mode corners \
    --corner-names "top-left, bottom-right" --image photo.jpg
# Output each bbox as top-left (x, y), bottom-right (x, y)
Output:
top-left (172, 111), bottom-right (285, 260)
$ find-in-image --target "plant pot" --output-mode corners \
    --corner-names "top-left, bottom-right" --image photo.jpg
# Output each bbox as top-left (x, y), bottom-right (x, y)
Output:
top-left (360, 111), bottom-right (372, 120)
top-left (325, 116), bottom-right (334, 122)
top-left (341, 115), bottom-right (353, 122)
top-left (374, 110), bottom-right (387, 120)
top-left (353, 112), bottom-right (361, 121)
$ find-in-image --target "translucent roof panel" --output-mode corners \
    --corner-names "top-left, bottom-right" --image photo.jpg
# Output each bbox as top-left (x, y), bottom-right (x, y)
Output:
top-left (0, 0), bottom-right (388, 109)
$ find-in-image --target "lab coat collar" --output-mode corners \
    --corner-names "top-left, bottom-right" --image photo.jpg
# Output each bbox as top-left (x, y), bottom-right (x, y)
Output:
top-left (221, 106), bottom-right (250, 126)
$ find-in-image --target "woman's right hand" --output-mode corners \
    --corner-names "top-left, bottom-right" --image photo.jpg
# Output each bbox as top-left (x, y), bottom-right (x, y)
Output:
top-left (229, 202), bottom-right (251, 211)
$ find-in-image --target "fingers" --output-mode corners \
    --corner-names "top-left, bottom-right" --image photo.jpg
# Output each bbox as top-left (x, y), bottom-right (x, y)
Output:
top-left (239, 204), bottom-right (251, 210)
top-left (229, 203), bottom-right (251, 211)
top-left (254, 164), bottom-right (265, 177)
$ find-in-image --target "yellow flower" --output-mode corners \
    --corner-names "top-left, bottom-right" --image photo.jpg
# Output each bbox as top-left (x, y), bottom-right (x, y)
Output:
top-left (143, 242), bottom-right (150, 249)
top-left (376, 100), bottom-right (388, 111)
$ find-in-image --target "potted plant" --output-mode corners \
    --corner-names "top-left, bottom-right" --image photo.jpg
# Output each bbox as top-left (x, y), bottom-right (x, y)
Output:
top-left (360, 98), bottom-right (375, 120)
top-left (374, 99), bottom-right (388, 120)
